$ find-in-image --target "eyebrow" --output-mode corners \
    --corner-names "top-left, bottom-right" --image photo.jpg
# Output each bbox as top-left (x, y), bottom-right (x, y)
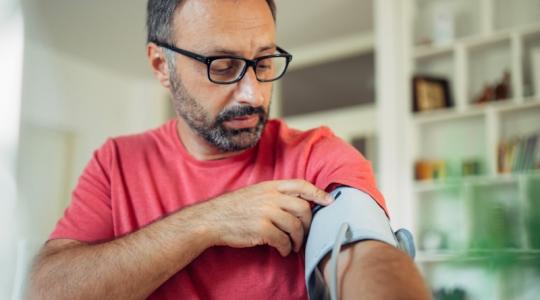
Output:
top-left (209, 44), bottom-right (277, 56)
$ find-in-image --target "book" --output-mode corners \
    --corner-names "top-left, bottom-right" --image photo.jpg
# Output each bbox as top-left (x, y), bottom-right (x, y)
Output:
top-left (524, 134), bottom-right (538, 170)
top-left (508, 138), bottom-right (519, 172)
top-left (497, 133), bottom-right (540, 174)
top-left (515, 137), bottom-right (526, 172)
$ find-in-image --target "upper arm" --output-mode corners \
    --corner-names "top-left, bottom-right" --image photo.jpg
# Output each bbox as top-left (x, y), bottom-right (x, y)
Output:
top-left (304, 187), bottom-right (398, 299)
top-left (318, 240), bottom-right (401, 282)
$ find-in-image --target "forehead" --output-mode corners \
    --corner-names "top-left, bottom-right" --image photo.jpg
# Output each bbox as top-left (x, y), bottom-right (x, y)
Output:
top-left (173, 0), bottom-right (276, 52)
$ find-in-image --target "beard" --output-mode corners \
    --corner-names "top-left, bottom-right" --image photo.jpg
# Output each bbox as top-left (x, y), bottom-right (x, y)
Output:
top-left (169, 74), bottom-right (269, 153)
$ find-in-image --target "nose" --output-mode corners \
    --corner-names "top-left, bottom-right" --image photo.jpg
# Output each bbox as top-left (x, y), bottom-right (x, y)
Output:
top-left (234, 66), bottom-right (265, 107)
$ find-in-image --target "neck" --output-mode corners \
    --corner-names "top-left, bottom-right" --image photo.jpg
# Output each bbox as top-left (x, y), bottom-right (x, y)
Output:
top-left (175, 117), bottom-right (247, 161)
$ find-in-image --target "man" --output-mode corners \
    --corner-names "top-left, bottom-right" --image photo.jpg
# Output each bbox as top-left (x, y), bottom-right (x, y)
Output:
top-left (29, 0), bottom-right (430, 299)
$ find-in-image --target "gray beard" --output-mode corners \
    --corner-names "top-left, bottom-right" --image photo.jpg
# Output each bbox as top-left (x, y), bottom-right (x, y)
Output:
top-left (169, 74), bottom-right (269, 153)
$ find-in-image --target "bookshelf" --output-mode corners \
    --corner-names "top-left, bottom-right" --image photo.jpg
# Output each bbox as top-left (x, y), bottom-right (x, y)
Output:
top-left (399, 0), bottom-right (540, 299)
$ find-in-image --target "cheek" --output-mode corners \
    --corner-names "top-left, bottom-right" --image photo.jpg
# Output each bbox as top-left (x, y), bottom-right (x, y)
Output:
top-left (175, 63), bottom-right (231, 114)
top-left (262, 84), bottom-right (273, 107)
top-left (191, 80), bottom-right (235, 116)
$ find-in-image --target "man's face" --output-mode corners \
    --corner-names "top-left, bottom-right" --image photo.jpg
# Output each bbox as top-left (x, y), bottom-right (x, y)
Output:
top-left (168, 0), bottom-right (276, 152)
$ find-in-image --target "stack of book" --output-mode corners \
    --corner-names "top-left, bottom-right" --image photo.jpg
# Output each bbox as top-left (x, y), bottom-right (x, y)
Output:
top-left (497, 133), bottom-right (539, 173)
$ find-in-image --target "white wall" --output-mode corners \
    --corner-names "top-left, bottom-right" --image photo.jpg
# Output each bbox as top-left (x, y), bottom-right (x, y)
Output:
top-left (12, 38), bottom-right (168, 298)
top-left (0, 2), bottom-right (24, 298)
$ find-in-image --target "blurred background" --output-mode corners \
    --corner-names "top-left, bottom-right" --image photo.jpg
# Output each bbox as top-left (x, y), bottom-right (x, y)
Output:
top-left (1, 0), bottom-right (540, 299)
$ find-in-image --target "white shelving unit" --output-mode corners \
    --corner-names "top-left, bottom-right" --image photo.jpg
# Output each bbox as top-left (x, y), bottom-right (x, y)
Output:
top-left (403, 0), bottom-right (540, 299)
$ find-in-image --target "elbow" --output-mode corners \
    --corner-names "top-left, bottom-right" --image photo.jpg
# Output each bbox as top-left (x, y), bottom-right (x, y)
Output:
top-left (27, 260), bottom-right (57, 300)
top-left (27, 266), bottom-right (49, 300)
top-left (27, 257), bottom-right (69, 300)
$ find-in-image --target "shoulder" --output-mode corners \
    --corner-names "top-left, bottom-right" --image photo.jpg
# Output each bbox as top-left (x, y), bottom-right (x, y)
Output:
top-left (94, 120), bottom-right (175, 163)
top-left (113, 120), bottom-right (172, 148)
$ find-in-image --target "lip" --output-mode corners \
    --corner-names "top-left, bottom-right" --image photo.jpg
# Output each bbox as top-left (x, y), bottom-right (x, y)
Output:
top-left (223, 115), bottom-right (259, 129)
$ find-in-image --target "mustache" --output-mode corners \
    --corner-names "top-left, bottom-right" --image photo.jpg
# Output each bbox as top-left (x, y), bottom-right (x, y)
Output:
top-left (216, 105), bottom-right (267, 123)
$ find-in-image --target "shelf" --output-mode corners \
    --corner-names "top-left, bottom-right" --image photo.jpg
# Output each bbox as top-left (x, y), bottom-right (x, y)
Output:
top-left (416, 249), bottom-right (540, 264)
top-left (511, 22), bottom-right (540, 38)
top-left (463, 31), bottom-right (511, 52)
top-left (412, 107), bottom-right (483, 124)
top-left (494, 97), bottom-right (540, 112)
top-left (416, 251), bottom-right (460, 263)
top-left (414, 178), bottom-right (466, 193)
top-left (412, 98), bottom-right (540, 124)
top-left (413, 23), bottom-right (540, 59)
top-left (414, 170), bottom-right (540, 193)
top-left (405, 3), bottom-right (540, 299)
top-left (414, 44), bottom-right (453, 60)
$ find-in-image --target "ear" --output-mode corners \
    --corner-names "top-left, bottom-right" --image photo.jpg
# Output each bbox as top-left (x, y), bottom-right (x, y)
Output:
top-left (147, 43), bottom-right (173, 89)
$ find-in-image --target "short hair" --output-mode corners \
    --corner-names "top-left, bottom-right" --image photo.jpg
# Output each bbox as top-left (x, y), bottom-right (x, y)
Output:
top-left (146, 0), bottom-right (276, 44)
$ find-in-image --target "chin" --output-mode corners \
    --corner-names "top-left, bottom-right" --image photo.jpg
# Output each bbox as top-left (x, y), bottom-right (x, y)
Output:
top-left (229, 132), bottom-right (261, 150)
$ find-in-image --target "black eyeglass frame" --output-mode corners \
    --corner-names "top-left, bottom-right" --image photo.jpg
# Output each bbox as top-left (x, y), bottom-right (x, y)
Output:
top-left (152, 40), bottom-right (293, 84)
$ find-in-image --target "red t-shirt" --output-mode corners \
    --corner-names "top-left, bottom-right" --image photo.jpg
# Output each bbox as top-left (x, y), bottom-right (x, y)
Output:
top-left (50, 118), bottom-right (386, 299)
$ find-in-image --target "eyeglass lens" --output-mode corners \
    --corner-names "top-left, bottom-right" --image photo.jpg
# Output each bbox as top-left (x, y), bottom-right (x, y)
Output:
top-left (209, 56), bottom-right (288, 83)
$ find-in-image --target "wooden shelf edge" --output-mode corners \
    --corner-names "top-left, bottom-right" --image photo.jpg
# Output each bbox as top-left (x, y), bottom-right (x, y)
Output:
top-left (412, 107), bottom-right (483, 124)
top-left (416, 249), bottom-right (540, 263)
top-left (414, 170), bottom-right (540, 193)
top-left (412, 98), bottom-right (540, 124)
top-left (413, 22), bottom-right (540, 60)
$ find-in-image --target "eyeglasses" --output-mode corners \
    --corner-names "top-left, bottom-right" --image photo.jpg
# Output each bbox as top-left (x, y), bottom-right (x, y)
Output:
top-left (152, 41), bottom-right (293, 85)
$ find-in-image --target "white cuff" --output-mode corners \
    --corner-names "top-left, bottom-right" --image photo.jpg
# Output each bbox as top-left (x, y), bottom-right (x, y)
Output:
top-left (304, 187), bottom-right (397, 300)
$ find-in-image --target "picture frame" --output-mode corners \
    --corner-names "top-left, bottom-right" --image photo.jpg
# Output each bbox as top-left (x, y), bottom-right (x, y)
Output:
top-left (412, 75), bottom-right (453, 112)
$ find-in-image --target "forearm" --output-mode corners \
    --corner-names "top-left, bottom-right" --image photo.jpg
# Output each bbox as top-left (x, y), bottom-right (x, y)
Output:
top-left (29, 204), bottom-right (214, 300)
top-left (321, 240), bottom-right (431, 300)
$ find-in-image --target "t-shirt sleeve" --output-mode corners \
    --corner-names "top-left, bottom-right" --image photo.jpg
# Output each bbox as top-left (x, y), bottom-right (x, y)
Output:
top-left (307, 129), bottom-right (389, 216)
top-left (48, 139), bottom-right (115, 242)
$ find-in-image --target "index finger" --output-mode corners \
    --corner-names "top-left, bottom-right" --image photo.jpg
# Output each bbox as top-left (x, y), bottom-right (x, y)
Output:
top-left (274, 179), bottom-right (333, 206)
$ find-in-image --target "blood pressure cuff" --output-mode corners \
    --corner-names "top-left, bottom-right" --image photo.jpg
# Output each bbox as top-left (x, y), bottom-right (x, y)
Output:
top-left (304, 186), bottom-right (398, 300)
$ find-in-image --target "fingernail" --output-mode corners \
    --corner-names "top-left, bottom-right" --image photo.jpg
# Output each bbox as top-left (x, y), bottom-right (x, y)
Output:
top-left (325, 194), bottom-right (334, 204)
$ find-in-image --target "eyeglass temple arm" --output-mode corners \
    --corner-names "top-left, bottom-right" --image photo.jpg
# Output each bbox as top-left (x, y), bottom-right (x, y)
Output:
top-left (276, 46), bottom-right (293, 62)
top-left (151, 41), bottom-right (209, 64)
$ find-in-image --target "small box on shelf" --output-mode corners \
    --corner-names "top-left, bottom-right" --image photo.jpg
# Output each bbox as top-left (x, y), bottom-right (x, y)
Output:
top-left (415, 157), bottom-right (485, 182)
top-left (415, 160), bottom-right (448, 181)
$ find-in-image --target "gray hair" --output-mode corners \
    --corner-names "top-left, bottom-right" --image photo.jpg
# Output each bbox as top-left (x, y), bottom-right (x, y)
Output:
top-left (163, 48), bottom-right (177, 70)
top-left (146, 0), bottom-right (277, 44)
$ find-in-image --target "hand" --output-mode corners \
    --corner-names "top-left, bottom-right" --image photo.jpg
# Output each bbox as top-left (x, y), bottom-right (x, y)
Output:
top-left (198, 179), bottom-right (333, 257)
